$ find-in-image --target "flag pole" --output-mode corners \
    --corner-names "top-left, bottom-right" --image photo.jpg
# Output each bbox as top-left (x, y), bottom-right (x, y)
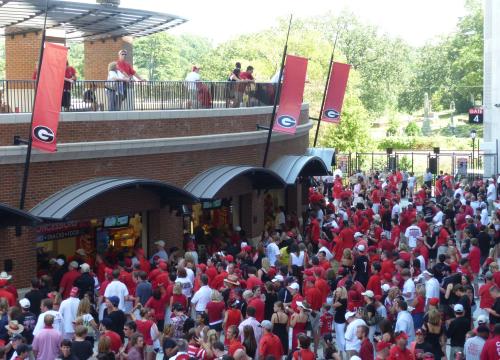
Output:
top-left (262, 15), bottom-right (293, 168)
top-left (313, 31), bottom-right (340, 147)
top-left (17, 0), bottom-right (49, 227)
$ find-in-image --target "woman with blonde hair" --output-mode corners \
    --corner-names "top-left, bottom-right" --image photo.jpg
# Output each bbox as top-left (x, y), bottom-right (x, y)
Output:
top-left (97, 335), bottom-right (115, 360)
top-left (205, 290), bottom-right (225, 337)
top-left (341, 248), bottom-right (353, 271)
top-left (76, 297), bottom-right (98, 344)
top-left (333, 286), bottom-right (348, 356)
top-left (170, 282), bottom-right (188, 310)
top-left (258, 258), bottom-right (271, 282)
top-left (106, 61), bottom-right (128, 111)
top-left (422, 308), bottom-right (446, 360)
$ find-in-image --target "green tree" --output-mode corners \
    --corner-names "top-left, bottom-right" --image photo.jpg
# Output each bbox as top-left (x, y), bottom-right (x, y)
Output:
top-left (404, 121), bottom-right (420, 136)
top-left (68, 42), bottom-right (84, 79)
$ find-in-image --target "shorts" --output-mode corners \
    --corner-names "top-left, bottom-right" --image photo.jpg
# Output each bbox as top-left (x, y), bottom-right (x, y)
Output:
top-left (209, 322), bottom-right (223, 332)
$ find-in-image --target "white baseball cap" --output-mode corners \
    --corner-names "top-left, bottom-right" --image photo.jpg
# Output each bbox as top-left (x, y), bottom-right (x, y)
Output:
top-left (345, 311), bottom-right (357, 320)
top-left (381, 284), bottom-right (391, 292)
top-left (357, 244), bottom-right (366, 252)
top-left (154, 240), bottom-right (165, 247)
top-left (453, 304), bottom-right (464, 313)
top-left (361, 290), bottom-right (374, 298)
top-left (288, 282), bottom-right (300, 291)
top-left (354, 232), bottom-right (363, 238)
top-left (19, 298), bottom-right (30, 309)
top-left (272, 275), bottom-right (284, 283)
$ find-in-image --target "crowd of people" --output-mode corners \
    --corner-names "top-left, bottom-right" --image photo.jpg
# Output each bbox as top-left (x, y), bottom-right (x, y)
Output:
top-left (2, 169), bottom-right (500, 359)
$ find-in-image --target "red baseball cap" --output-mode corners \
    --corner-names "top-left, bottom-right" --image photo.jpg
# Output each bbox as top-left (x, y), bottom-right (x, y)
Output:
top-left (376, 341), bottom-right (391, 351)
top-left (429, 297), bottom-right (439, 306)
top-left (225, 255), bottom-right (234, 263)
top-left (159, 262), bottom-right (168, 271)
top-left (395, 332), bottom-right (408, 341)
top-left (197, 263), bottom-right (207, 272)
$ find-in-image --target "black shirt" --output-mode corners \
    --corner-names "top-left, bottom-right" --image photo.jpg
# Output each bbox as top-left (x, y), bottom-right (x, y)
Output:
top-left (446, 316), bottom-right (471, 346)
top-left (163, 337), bottom-right (177, 360)
top-left (415, 342), bottom-right (434, 358)
top-left (74, 273), bottom-right (94, 299)
top-left (25, 289), bottom-right (43, 317)
top-left (71, 340), bottom-right (93, 360)
top-left (354, 255), bottom-right (369, 286)
top-left (458, 294), bottom-right (472, 321)
top-left (334, 298), bottom-right (347, 323)
top-left (16, 311), bottom-right (36, 344)
top-left (490, 297), bottom-right (500, 325)
top-left (103, 309), bottom-right (126, 340)
top-left (478, 231), bottom-right (491, 257)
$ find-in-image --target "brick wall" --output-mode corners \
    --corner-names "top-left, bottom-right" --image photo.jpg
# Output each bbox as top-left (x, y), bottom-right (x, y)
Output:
top-left (84, 37), bottom-right (133, 80)
top-left (0, 133), bottom-right (309, 286)
top-left (5, 31), bottom-right (41, 80)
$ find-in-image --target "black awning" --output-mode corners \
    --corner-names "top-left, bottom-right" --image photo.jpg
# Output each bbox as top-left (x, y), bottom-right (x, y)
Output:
top-left (0, 0), bottom-right (187, 41)
top-left (184, 165), bottom-right (285, 200)
top-left (30, 177), bottom-right (198, 221)
top-left (306, 147), bottom-right (335, 168)
top-left (0, 202), bottom-right (40, 227)
top-left (270, 155), bottom-right (329, 185)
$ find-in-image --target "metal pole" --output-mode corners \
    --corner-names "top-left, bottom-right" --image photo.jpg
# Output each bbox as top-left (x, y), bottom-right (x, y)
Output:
top-left (411, 152), bottom-right (414, 173)
top-left (313, 31), bottom-right (340, 147)
top-left (19, 0), bottom-right (49, 212)
top-left (262, 15), bottom-right (293, 168)
top-left (472, 139), bottom-right (475, 179)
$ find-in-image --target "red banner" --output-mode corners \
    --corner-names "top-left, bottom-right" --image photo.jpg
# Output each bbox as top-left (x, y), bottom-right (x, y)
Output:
top-left (272, 55), bottom-right (308, 135)
top-left (31, 43), bottom-right (68, 152)
top-left (321, 62), bottom-right (351, 123)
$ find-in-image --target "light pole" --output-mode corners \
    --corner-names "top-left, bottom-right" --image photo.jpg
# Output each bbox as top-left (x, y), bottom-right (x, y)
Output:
top-left (471, 129), bottom-right (477, 178)
top-left (450, 101), bottom-right (456, 135)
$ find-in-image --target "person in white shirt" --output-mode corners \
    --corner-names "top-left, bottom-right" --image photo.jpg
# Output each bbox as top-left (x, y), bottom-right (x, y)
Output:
top-left (105, 61), bottom-right (128, 111)
top-left (185, 66), bottom-right (201, 82)
top-left (464, 325), bottom-right (489, 360)
top-left (344, 311), bottom-right (366, 358)
top-left (103, 269), bottom-right (129, 311)
top-left (150, 240), bottom-right (168, 264)
top-left (408, 173), bottom-right (416, 198)
top-left (191, 275), bottom-right (212, 313)
top-left (423, 270), bottom-right (440, 304)
top-left (33, 298), bottom-right (63, 336)
top-left (391, 201), bottom-right (401, 220)
top-left (480, 204), bottom-right (490, 226)
top-left (394, 299), bottom-right (415, 344)
top-left (265, 236), bottom-right (280, 266)
top-left (432, 206), bottom-right (444, 224)
top-left (58, 287), bottom-right (80, 339)
top-left (487, 178), bottom-right (497, 211)
top-left (401, 269), bottom-right (415, 304)
top-left (238, 306), bottom-right (262, 344)
top-left (405, 219), bottom-right (423, 249)
top-left (175, 267), bottom-right (193, 298)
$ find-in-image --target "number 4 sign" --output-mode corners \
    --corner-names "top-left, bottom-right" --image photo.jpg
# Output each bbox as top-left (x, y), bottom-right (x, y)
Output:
top-left (469, 107), bottom-right (483, 124)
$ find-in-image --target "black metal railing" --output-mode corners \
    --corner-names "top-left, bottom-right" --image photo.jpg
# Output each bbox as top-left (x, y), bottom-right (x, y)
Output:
top-left (0, 80), bottom-right (278, 113)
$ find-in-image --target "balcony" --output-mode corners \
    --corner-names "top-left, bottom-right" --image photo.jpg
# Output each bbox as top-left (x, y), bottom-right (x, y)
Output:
top-left (0, 80), bottom-right (278, 114)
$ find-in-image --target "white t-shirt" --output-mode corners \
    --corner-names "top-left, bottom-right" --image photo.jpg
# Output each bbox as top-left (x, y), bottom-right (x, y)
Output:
top-left (186, 267), bottom-right (195, 285)
top-left (395, 311), bottom-right (415, 343)
top-left (175, 277), bottom-right (193, 298)
top-left (402, 278), bottom-right (415, 304)
top-left (425, 278), bottom-right (440, 302)
top-left (408, 176), bottom-right (416, 188)
top-left (345, 318), bottom-right (366, 351)
top-left (266, 242), bottom-right (280, 266)
top-left (464, 335), bottom-right (486, 360)
top-left (405, 225), bottom-right (423, 249)
top-left (391, 204), bottom-right (401, 219)
top-left (59, 297), bottom-right (80, 335)
top-left (487, 183), bottom-right (496, 201)
top-left (104, 280), bottom-right (129, 311)
top-left (33, 310), bottom-right (63, 336)
top-left (432, 211), bottom-right (444, 224)
top-left (191, 285), bottom-right (212, 312)
top-left (107, 69), bottom-right (126, 82)
top-left (185, 71), bottom-right (201, 82)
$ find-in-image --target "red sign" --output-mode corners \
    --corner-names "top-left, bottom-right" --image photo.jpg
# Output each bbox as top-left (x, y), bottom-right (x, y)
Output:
top-left (31, 43), bottom-right (68, 152)
top-left (272, 55), bottom-right (308, 135)
top-left (469, 108), bottom-right (483, 115)
top-left (321, 62), bottom-right (351, 123)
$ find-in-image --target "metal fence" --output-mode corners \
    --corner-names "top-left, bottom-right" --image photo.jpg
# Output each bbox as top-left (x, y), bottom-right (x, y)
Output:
top-left (337, 150), bottom-right (497, 180)
top-left (0, 80), bottom-right (278, 113)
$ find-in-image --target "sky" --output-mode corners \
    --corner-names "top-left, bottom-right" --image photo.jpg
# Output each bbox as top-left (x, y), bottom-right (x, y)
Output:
top-left (85, 0), bottom-right (468, 46)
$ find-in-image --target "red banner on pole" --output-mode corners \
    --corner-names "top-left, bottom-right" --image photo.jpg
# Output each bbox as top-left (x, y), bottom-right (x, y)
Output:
top-left (321, 62), bottom-right (350, 124)
top-left (31, 42), bottom-right (68, 152)
top-left (272, 55), bottom-right (308, 135)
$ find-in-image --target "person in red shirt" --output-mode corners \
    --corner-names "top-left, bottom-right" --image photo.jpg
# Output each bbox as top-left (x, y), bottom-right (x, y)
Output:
top-left (0, 279), bottom-right (15, 306)
top-left (469, 238), bottom-right (481, 284)
top-left (292, 334), bottom-right (315, 360)
top-left (62, 62), bottom-right (76, 111)
top-left (319, 304), bottom-right (334, 336)
top-left (59, 261), bottom-right (81, 299)
top-left (357, 325), bottom-right (374, 360)
top-left (303, 277), bottom-right (322, 311)
top-left (239, 66), bottom-right (254, 81)
top-left (366, 262), bottom-right (382, 297)
top-left (246, 267), bottom-right (263, 290)
top-left (100, 318), bottom-right (123, 353)
top-left (116, 49), bottom-right (143, 81)
top-left (308, 214), bottom-right (321, 246)
top-left (314, 271), bottom-right (330, 304)
top-left (259, 320), bottom-right (284, 360)
top-left (246, 290), bottom-right (265, 322)
top-left (480, 323), bottom-right (500, 360)
top-left (226, 325), bottom-right (245, 356)
top-left (479, 272), bottom-right (496, 312)
top-left (388, 332), bottom-right (414, 360)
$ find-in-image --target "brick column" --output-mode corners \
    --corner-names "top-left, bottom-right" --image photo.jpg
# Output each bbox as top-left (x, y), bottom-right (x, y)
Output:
top-left (84, 36), bottom-right (133, 80)
top-left (5, 31), bottom-right (42, 80)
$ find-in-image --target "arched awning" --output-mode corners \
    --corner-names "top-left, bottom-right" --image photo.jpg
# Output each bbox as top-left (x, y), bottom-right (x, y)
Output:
top-left (0, 203), bottom-right (40, 227)
top-left (184, 165), bottom-right (285, 200)
top-left (270, 155), bottom-right (329, 185)
top-left (306, 147), bottom-right (335, 168)
top-left (30, 177), bottom-right (198, 221)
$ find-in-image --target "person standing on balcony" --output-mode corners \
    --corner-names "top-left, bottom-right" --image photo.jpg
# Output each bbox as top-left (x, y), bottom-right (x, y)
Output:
top-left (185, 66), bottom-right (202, 108)
top-left (239, 66), bottom-right (254, 81)
top-left (62, 61), bottom-right (76, 112)
top-left (116, 49), bottom-right (143, 110)
top-left (106, 62), bottom-right (128, 111)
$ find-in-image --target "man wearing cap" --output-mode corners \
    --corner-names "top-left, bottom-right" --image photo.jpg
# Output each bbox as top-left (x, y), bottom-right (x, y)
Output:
top-left (446, 303), bottom-right (471, 359)
top-left (258, 320), bottom-right (283, 360)
top-left (375, 340), bottom-right (391, 360)
top-left (73, 263), bottom-right (94, 300)
top-left (423, 270), bottom-right (440, 305)
top-left (150, 240), bottom-right (168, 264)
top-left (17, 298), bottom-right (36, 344)
top-left (389, 332), bottom-right (412, 359)
top-left (103, 296), bottom-right (126, 341)
top-left (58, 287), bottom-right (80, 339)
top-left (464, 325), bottom-right (488, 360)
top-left (116, 49), bottom-right (143, 110)
top-left (344, 310), bottom-right (366, 358)
top-left (59, 261), bottom-right (81, 299)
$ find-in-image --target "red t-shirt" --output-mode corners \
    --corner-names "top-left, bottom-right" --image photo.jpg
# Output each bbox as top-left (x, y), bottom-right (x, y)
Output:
top-left (359, 338), bottom-right (374, 360)
top-left (315, 278), bottom-right (330, 304)
top-left (104, 330), bottom-right (122, 353)
top-left (388, 345), bottom-right (414, 360)
top-left (478, 335), bottom-right (500, 360)
top-left (239, 71), bottom-right (254, 80)
top-left (372, 189), bottom-right (381, 204)
top-left (206, 300), bottom-right (225, 324)
top-left (259, 333), bottom-right (284, 359)
top-left (247, 296), bottom-right (265, 322)
top-left (64, 66), bottom-right (76, 90)
top-left (171, 294), bottom-right (188, 309)
top-left (305, 287), bottom-right (322, 311)
top-left (228, 338), bottom-right (244, 356)
top-left (60, 269), bottom-right (81, 299)
top-left (320, 312), bottom-right (334, 335)
top-left (145, 293), bottom-right (169, 321)
top-left (246, 276), bottom-right (263, 290)
top-left (469, 246), bottom-right (481, 273)
top-left (136, 319), bottom-right (154, 345)
top-left (293, 349), bottom-right (315, 360)
top-left (412, 295), bottom-right (425, 314)
top-left (366, 274), bottom-right (382, 297)
top-left (479, 282), bottom-right (496, 309)
top-left (116, 60), bottom-right (136, 77)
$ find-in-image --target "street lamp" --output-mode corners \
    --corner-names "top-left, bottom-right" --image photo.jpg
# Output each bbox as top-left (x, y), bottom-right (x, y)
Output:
top-left (470, 129), bottom-right (477, 178)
